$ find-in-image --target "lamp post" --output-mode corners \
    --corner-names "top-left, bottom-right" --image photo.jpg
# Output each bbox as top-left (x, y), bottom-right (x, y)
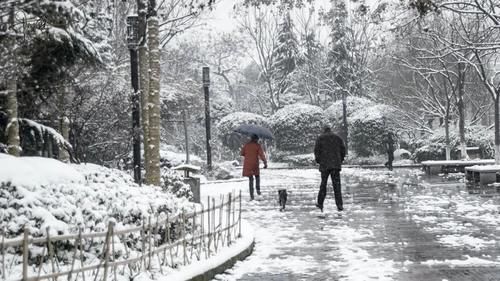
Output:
top-left (202, 67), bottom-right (212, 170)
top-left (127, 15), bottom-right (141, 184)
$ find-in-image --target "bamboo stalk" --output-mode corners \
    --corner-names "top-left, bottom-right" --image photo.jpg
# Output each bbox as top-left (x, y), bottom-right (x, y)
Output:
top-left (167, 215), bottom-right (173, 268)
top-left (182, 211), bottom-right (187, 266)
top-left (200, 203), bottom-right (205, 260)
top-left (102, 221), bottom-right (114, 281)
top-left (23, 226), bottom-right (29, 281)
top-left (207, 197), bottom-right (211, 257)
top-left (79, 230), bottom-right (86, 281)
top-left (67, 228), bottom-right (81, 281)
top-left (239, 190), bottom-right (242, 238)
top-left (140, 220), bottom-right (146, 271)
top-left (190, 209), bottom-right (195, 260)
top-left (153, 217), bottom-right (163, 274)
top-left (119, 234), bottom-right (129, 275)
top-left (227, 193), bottom-right (232, 246)
top-left (147, 217), bottom-right (152, 270)
top-left (46, 227), bottom-right (57, 281)
top-left (36, 240), bottom-right (46, 280)
top-left (111, 225), bottom-right (117, 281)
top-left (218, 195), bottom-right (224, 249)
top-left (1, 227), bottom-right (5, 280)
top-left (212, 197), bottom-right (216, 252)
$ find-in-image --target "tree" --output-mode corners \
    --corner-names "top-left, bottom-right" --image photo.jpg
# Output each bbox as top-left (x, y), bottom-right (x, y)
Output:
top-left (238, 6), bottom-right (281, 112)
top-left (4, 4), bottom-right (20, 156)
top-left (324, 0), bottom-right (351, 148)
top-left (409, 0), bottom-right (500, 162)
top-left (272, 11), bottom-right (300, 104)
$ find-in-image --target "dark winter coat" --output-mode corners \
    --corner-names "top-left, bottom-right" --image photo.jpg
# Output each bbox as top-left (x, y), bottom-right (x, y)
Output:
top-left (314, 130), bottom-right (346, 171)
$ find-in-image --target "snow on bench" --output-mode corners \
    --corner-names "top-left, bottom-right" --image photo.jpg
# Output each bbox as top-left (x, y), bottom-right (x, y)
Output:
top-left (465, 165), bottom-right (500, 185)
top-left (422, 159), bottom-right (495, 175)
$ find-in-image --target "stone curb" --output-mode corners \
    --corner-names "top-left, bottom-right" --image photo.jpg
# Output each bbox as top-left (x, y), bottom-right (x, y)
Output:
top-left (187, 239), bottom-right (255, 281)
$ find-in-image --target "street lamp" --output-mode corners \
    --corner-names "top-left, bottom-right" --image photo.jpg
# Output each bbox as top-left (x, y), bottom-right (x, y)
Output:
top-left (202, 67), bottom-right (212, 170)
top-left (127, 15), bottom-right (141, 184)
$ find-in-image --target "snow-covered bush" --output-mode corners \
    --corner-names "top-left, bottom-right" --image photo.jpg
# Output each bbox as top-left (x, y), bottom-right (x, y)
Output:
top-left (202, 161), bottom-right (238, 180)
top-left (349, 103), bottom-right (398, 157)
top-left (411, 125), bottom-right (494, 162)
top-left (217, 112), bottom-right (269, 152)
top-left (0, 155), bottom-right (192, 239)
top-left (269, 103), bottom-right (327, 153)
top-left (159, 145), bottom-right (203, 168)
top-left (161, 169), bottom-right (193, 200)
top-left (344, 153), bottom-right (387, 165)
top-left (282, 153), bottom-right (316, 167)
top-left (324, 96), bottom-right (375, 132)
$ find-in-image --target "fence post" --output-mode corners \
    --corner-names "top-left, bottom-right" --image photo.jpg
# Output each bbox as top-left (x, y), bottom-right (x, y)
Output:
top-left (199, 203), bottom-right (205, 260)
top-left (207, 197), bottom-right (211, 256)
top-left (147, 216), bottom-right (152, 270)
top-left (227, 193), bottom-right (231, 246)
top-left (140, 219), bottom-right (146, 270)
top-left (212, 197), bottom-right (216, 251)
top-left (1, 227), bottom-right (5, 280)
top-left (182, 211), bottom-right (187, 265)
top-left (238, 190), bottom-right (242, 238)
top-left (46, 227), bottom-right (56, 280)
top-left (103, 221), bottom-right (114, 281)
top-left (190, 209), bottom-right (196, 260)
top-left (22, 226), bottom-right (29, 281)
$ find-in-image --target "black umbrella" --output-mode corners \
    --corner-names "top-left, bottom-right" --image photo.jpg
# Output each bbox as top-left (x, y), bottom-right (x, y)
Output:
top-left (234, 124), bottom-right (273, 140)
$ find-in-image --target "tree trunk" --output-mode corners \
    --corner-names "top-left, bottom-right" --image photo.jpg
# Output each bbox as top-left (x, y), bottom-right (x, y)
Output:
top-left (58, 87), bottom-right (70, 162)
top-left (457, 62), bottom-right (468, 160)
top-left (59, 117), bottom-right (70, 162)
top-left (146, 7), bottom-right (161, 185)
top-left (138, 0), bottom-right (149, 183)
top-left (6, 5), bottom-right (20, 157)
top-left (342, 90), bottom-right (348, 154)
top-left (445, 111), bottom-right (450, 160)
top-left (495, 94), bottom-right (500, 164)
top-left (6, 82), bottom-right (20, 156)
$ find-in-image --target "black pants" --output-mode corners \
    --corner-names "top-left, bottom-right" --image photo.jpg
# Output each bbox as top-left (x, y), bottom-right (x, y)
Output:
top-left (385, 153), bottom-right (394, 171)
top-left (248, 175), bottom-right (260, 199)
top-left (317, 169), bottom-right (343, 210)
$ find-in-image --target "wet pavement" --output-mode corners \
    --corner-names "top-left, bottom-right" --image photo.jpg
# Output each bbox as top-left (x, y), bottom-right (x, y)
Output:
top-left (213, 168), bottom-right (500, 281)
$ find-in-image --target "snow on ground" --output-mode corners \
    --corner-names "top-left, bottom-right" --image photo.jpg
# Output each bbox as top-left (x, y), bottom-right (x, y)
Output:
top-left (204, 167), bottom-right (500, 279)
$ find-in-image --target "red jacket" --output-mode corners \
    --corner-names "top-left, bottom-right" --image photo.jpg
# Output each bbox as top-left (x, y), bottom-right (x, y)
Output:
top-left (240, 141), bottom-right (267, 176)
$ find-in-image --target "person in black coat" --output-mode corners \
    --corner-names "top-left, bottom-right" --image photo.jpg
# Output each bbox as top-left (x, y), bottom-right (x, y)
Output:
top-left (314, 126), bottom-right (346, 212)
top-left (384, 132), bottom-right (395, 171)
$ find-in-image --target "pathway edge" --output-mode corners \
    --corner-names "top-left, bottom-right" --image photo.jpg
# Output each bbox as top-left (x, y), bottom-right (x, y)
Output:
top-left (165, 222), bottom-right (255, 281)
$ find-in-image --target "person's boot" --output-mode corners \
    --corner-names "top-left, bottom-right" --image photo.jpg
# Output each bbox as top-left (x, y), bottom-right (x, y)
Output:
top-left (256, 176), bottom-right (261, 195)
top-left (315, 203), bottom-right (323, 212)
top-left (249, 177), bottom-right (255, 201)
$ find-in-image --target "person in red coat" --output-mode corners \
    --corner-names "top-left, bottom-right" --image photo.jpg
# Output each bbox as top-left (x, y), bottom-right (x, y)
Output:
top-left (240, 134), bottom-right (268, 200)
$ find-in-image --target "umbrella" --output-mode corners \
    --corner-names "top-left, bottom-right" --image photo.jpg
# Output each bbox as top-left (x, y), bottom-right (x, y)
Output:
top-left (234, 124), bottom-right (273, 140)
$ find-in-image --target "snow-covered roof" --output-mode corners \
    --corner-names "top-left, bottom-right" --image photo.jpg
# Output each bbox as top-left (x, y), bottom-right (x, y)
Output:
top-left (173, 164), bottom-right (201, 172)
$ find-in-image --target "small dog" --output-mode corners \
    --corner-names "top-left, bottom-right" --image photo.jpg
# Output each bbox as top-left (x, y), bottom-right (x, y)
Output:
top-left (278, 189), bottom-right (287, 211)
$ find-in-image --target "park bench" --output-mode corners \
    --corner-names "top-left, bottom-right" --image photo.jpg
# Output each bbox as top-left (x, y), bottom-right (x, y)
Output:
top-left (465, 165), bottom-right (500, 186)
top-left (422, 159), bottom-right (495, 175)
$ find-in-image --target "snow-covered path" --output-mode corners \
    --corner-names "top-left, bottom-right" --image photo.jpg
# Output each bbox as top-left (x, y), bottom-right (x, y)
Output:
top-left (202, 168), bottom-right (500, 281)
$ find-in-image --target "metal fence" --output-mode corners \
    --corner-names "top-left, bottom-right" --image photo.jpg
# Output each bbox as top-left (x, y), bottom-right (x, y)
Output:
top-left (1, 191), bottom-right (242, 281)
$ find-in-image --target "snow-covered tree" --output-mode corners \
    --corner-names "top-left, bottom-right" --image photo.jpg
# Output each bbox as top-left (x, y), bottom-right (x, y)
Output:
top-left (270, 103), bottom-right (327, 153)
top-left (217, 112), bottom-right (269, 154)
top-left (272, 12), bottom-right (300, 104)
top-left (408, 0), bottom-right (500, 163)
